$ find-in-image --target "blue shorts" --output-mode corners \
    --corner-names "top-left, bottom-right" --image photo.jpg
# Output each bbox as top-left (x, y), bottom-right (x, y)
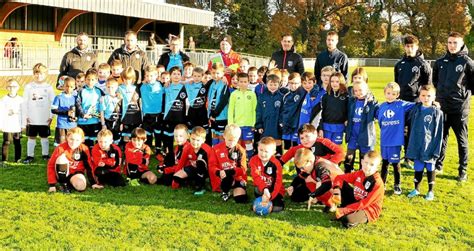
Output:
top-left (241, 126), bottom-right (254, 141)
top-left (347, 138), bottom-right (372, 154)
top-left (324, 131), bottom-right (344, 145)
top-left (282, 132), bottom-right (299, 142)
top-left (381, 146), bottom-right (402, 163)
top-left (414, 160), bottom-right (435, 172)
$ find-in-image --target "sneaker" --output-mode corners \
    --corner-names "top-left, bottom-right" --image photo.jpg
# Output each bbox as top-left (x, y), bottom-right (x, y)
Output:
top-left (194, 189), bottom-right (206, 196)
top-left (457, 172), bottom-right (468, 182)
top-left (59, 184), bottom-right (71, 194)
top-left (129, 178), bottom-right (141, 186)
top-left (424, 191), bottom-right (435, 201)
top-left (42, 155), bottom-right (50, 161)
top-left (394, 185), bottom-right (402, 195)
top-left (407, 189), bottom-right (420, 198)
top-left (221, 192), bottom-right (230, 202)
top-left (22, 156), bottom-right (34, 164)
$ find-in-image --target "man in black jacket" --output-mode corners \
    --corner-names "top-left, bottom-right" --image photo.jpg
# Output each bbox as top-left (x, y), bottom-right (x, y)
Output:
top-left (269, 34), bottom-right (304, 75)
top-left (108, 30), bottom-right (149, 84)
top-left (58, 32), bottom-right (97, 89)
top-left (314, 31), bottom-right (348, 86)
top-left (158, 36), bottom-right (190, 71)
top-left (433, 32), bottom-right (474, 182)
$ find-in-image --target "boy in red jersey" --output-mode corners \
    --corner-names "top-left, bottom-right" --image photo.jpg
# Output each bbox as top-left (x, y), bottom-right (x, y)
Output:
top-left (209, 124), bottom-right (248, 203)
top-left (91, 129), bottom-right (126, 187)
top-left (157, 124), bottom-right (190, 186)
top-left (172, 126), bottom-right (213, 195)
top-left (47, 127), bottom-right (95, 193)
top-left (250, 137), bottom-right (285, 213)
top-left (280, 124), bottom-right (344, 165)
top-left (331, 150), bottom-right (384, 228)
top-left (124, 128), bottom-right (157, 184)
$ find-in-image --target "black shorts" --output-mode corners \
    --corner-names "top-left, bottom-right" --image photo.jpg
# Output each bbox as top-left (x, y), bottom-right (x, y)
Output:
top-left (142, 114), bottom-right (162, 134)
top-left (122, 123), bottom-right (141, 137)
top-left (64, 172), bottom-right (85, 190)
top-left (233, 179), bottom-right (247, 189)
top-left (26, 125), bottom-right (50, 138)
top-left (211, 120), bottom-right (227, 136)
top-left (78, 123), bottom-right (101, 140)
top-left (162, 120), bottom-right (184, 137)
top-left (54, 128), bottom-right (69, 145)
top-left (96, 171), bottom-right (127, 187)
top-left (104, 120), bottom-right (121, 141)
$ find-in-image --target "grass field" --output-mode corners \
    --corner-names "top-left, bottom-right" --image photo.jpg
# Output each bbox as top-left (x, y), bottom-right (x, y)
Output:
top-left (0, 67), bottom-right (473, 249)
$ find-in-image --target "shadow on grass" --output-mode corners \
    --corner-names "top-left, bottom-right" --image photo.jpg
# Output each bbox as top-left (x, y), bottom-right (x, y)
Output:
top-left (0, 162), bottom-right (341, 229)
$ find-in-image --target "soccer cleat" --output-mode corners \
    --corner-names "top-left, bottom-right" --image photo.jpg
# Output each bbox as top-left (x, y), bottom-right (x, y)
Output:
top-left (393, 185), bottom-right (402, 195)
top-left (193, 189), bottom-right (206, 196)
top-left (128, 178), bottom-right (141, 187)
top-left (221, 192), bottom-right (230, 202)
top-left (42, 155), bottom-right (50, 161)
top-left (407, 189), bottom-right (420, 198)
top-left (424, 191), bottom-right (435, 201)
top-left (457, 172), bottom-right (468, 182)
top-left (22, 156), bottom-right (34, 164)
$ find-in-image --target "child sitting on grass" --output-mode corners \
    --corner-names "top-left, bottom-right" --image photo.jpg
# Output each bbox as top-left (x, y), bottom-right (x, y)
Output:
top-left (91, 129), bottom-right (126, 187)
top-left (124, 128), bottom-right (157, 185)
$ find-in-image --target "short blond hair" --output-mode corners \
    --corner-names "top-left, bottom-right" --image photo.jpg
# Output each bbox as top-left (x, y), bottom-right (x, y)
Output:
top-left (258, 136), bottom-right (276, 147)
top-left (212, 62), bottom-right (225, 72)
top-left (321, 66), bottom-right (335, 74)
top-left (174, 124), bottom-right (189, 133)
top-left (97, 129), bottom-right (113, 140)
top-left (33, 63), bottom-right (48, 74)
top-left (364, 150), bottom-right (382, 164)
top-left (67, 127), bottom-right (85, 140)
top-left (294, 148), bottom-right (315, 168)
top-left (191, 126), bottom-right (206, 139)
top-left (384, 82), bottom-right (400, 94)
top-left (224, 124), bottom-right (241, 138)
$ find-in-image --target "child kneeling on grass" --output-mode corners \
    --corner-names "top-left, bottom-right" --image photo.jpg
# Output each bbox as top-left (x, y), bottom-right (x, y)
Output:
top-left (91, 129), bottom-right (127, 187)
top-left (331, 150), bottom-right (384, 228)
top-left (47, 127), bottom-right (96, 193)
top-left (209, 124), bottom-right (248, 203)
top-left (171, 126), bottom-right (213, 195)
top-left (250, 137), bottom-right (285, 213)
top-left (124, 128), bottom-right (157, 185)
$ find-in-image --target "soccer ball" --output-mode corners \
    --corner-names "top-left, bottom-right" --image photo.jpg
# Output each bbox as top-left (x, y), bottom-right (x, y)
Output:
top-left (253, 196), bottom-right (273, 216)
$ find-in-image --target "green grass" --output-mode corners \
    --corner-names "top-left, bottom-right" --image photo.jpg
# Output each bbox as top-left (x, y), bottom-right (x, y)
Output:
top-left (0, 67), bottom-right (473, 249)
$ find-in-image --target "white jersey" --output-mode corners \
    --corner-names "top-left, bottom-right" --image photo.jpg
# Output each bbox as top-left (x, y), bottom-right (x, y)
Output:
top-left (0, 95), bottom-right (25, 132)
top-left (22, 82), bottom-right (55, 125)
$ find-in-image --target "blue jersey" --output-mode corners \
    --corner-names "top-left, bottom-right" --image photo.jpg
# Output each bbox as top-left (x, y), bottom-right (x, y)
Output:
top-left (52, 92), bottom-right (77, 129)
top-left (76, 86), bottom-right (103, 125)
top-left (350, 99), bottom-right (365, 140)
top-left (406, 104), bottom-right (443, 163)
top-left (95, 80), bottom-right (107, 93)
top-left (298, 86), bottom-right (321, 128)
top-left (256, 89), bottom-right (284, 138)
top-left (207, 80), bottom-right (229, 121)
top-left (376, 100), bottom-right (415, 147)
top-left (140, 81), bottom-right (164, 115)
top-left (101, 94), bottom-right (121, 121)
top-left (118, 84), bottom-right (141, 125)
top-left (164, 83), bottom-right (188, 123)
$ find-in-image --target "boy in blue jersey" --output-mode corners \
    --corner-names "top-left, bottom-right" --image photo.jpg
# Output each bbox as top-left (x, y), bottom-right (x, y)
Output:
top-left (281, 72), bottom-right (305, 150)
top-left (228, 72), bottom-right (258, 158)
top-left (208, 63), bottom-right (230, 145)
top-left (376, 82), bottom-right (415, 194)
top-left (51, 77), bottom-right (78, 145)
top-left (406, 85), bottom-right (443, 201)
top-left (299, 72), bottom-right (321, 130)
top-left (256, 74), bottom-right (284, 157)
top-left (140, 65), bottom-right (164, 153)
top-left (163, 66), bottom-right (188, 154)
top-left (185, 67), bottom-right (209, 131)
top-left (118, 66), bottom-right (142, 147)
top-left (75, 69), bottom-right (104, 148)
top-left (344, 80), bottom-right (377, 173)
top-left (96, 63), bottom-right (111, 92)
top-left (100, 79), bottom-right (122, 144)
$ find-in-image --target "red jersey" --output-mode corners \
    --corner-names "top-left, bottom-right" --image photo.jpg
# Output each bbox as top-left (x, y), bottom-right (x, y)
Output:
top-left (91, 144), bottom-right (122, 176)
top-left (333, 171), bottom-right (384, 222)
top-left (175, 143), bottom-right (213, 172)
top-left (209, 142), bottom-right (247, 192)
top-left (47, 142), bottom-right (93, 185)
top-left (124, 142), bottom-right (151, 174)
top-left (280, 138), bottom-right (344, 165)
top-left (165, 141), bottom-right (191, 174)
top-left (249, 156), bottom-right (285, 200)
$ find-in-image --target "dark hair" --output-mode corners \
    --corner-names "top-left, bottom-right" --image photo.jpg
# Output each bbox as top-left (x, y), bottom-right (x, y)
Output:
top-left (169, 66), bottom-right (182, 75)
top-left (448, 31), bottom-right (463, 39)
top-left (327, 72), bottom-right (348, 95)
top-left (237, 72), bottom-right (249, 80)
top-left (403, 35), bottom-right (419, 45)
top-left (327, 31), bottom-right (338, 38)
top-left (85, 68), bottom-right (98, 78)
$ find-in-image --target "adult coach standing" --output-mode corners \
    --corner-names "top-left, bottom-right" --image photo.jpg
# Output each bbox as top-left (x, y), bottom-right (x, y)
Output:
top-left (269, 34), bottom-right (304, 75)
top-left (58, 32), bottom-right (97, 88)
top-left (433, 32), bottom-right (474, 181)
top-left (157, 36), bottom-right (190, 71)
top-left (313, 31), bottom-right (348, 86)
top-left (108, 30), bottom-right (149, 84)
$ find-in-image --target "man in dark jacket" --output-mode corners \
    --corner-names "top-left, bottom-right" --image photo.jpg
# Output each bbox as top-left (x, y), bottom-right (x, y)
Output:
top-left (269, 34), bottom-right (305, 75)
top-left (433, 32), bottom-right (474, 182)
top-left (108, 30), bottom-right (149, 84)
top-left (58, 32), bottom-right (97, 88)
top-left (314, 31), bottom-right (349, 86)
top-left (157, 36), bottom-right (190, 71)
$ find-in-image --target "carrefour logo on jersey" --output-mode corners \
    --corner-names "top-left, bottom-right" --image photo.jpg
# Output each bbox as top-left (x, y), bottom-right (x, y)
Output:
top-left (383, 109), bottom-right (395, 119)
top-left (356, 107), bottom-right (363, 116)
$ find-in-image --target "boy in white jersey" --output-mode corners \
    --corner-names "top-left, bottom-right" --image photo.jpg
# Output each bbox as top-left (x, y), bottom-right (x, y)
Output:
top-left (0, 80), bottom-right (25, 166)
top-left (22, 63), bottom-right (55, 163)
